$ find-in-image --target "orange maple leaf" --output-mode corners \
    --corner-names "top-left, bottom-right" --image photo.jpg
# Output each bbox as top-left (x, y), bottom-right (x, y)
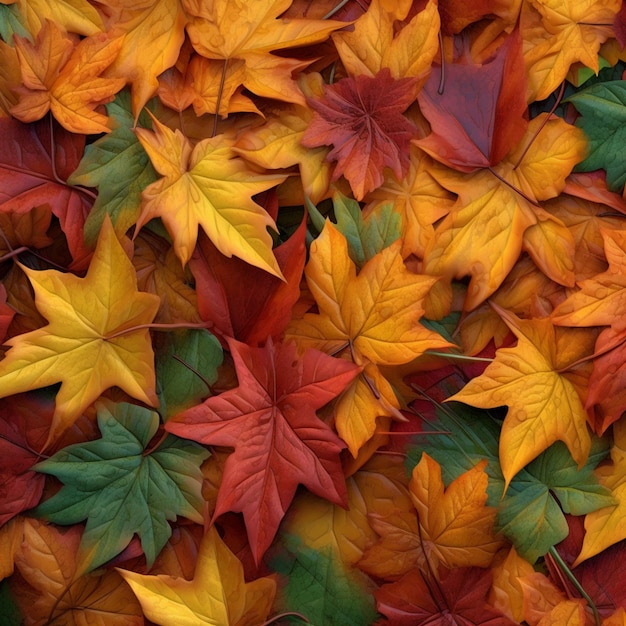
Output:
top-left (118, 526), bottom-right (276, 626)
top-left (286, 221), bottom-right (452, 455)
top-left (450, 306), bottom-right (595, 488)
top-left (301, 68), bottom-right (419, 201)
top-left (0, 217), bottom-right (160, 447)
top-left (11, 19), bottom-right (125, 134)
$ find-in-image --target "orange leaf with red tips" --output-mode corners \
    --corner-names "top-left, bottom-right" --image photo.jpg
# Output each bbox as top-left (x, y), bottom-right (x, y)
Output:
top-left (301, 68), bottom-right (419, 200)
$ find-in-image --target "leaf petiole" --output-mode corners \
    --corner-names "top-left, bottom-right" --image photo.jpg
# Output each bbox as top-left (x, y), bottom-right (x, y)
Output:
top-left (424, 351), bottom-right (494, 363)
top-left (104, 321), bottom-right (213, 341)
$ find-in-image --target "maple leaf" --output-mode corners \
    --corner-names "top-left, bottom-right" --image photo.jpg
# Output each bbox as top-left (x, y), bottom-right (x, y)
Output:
top-left (12, 518), bottom-right (143, 626)
top-left (189, 218), bottom-right (306, 346)
top-left (375, 565), bottom-right (518, 626)
top-left (34, 400), bottom-right (209, 572)
top-left (301, 68), bottom-right (419, 201)
top-left (522, 0), bottom-right (620, 101)
top-left (134, 113), bottom-right (286, 274)
top-left (415, 27), bottom-right (528, 172)
top-left (165, 338), bottom-right (360, 563)
top-left (67, 90), bottom-right (158, 246)
top-left (286, 220), bottom-right (452, 455)
top-left (0, 115), bottom-right (93, 268)
top-left (11, 19), bottom-right (126, 134)
top-left (98, 0), bottom-right (187, 119)
top-left (566, 80), bottom-right (626, 193)
top-left (450, 307), bottom-right (594, 488)
top-left (423, 114), bottom-right (587, 309)
top-left (0, 216), bottom-right (160, 447)
top-left (118, 526), bottom-right (276, 626)
top-left (5, 0), bottom-right (104, 36)
top-left (332, 0), bottom-right (440, 81)
top-left (181, 0), bottom-right (347, 107)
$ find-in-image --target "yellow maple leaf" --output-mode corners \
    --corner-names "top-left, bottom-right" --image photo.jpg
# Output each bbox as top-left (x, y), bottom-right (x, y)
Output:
top-left (118, 526), bottom-right (276, 626)
top-left (99, 0), bottom-right (187, 119)
top-left (11, 19), bottom-right (125, 134)
top-left (450, 306), bottom-right (594, 488)
top-left (135, 113), bottom-right (286, 274)
top-left (574, 419), bottom-right (626, 566)
top-left (286, 221), bottom-right (452, 455)
top-left (424, 114), bottom-right (586, 310)
top-left (332, 0), bottom-right (440, 82)
top-left (181, 0), bottom-right (346, 106)
top-left (409, 453), bottom-right (504, 570)
top-left (0, 217), bottom-right (160, 447)
top-left (522, 0), bottom-right (621, 101)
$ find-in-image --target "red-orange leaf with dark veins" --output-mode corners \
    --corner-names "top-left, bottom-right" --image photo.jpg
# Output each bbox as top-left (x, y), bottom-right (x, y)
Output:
top-left (189, 217), bottom-right (307, 347)
top-left (375, 566), bottom-right (518, 625)
top-left (165, 338), bottom-right (360, 564)
top-left (301, 68), bottom-right (418, 200)
top-left (0, 116), bottom-right (93, 269)
top-left (415, 28), bottom-right (528, 172)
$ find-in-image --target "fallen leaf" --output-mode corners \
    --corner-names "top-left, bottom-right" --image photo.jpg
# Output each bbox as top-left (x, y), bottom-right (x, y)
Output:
top-left (0, 216), bottom-right (160, 447)
top-left (165, 337), bottom-right (359, 563)
top-left (118, 526), bottom-right (276, 626)
top-left (135, 113), bottom-right (286, 273)
top-left (301, 68), bottom-right (418, 200)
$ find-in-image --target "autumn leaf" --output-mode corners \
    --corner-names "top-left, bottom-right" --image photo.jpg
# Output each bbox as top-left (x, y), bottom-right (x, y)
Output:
top-left (11, 518), bottom-right (143, 626)
top-left (118, 526), bottom-right (276, 626)
top-left (286, 220), bottom-right (452, 455)
top-left (332, 0), bottom-right (440, 81)
top-left (375, 565), bottom-right (518, 626)
top-left (34, 400), bottom-right (209, 572)
top-left (415, 27), bottom-right (528, 172)
top-left (0, 216), bottom-right (160, 447)
top-left (450, 306), bottom-right (596, 488)
top-left (181, 0), bottom-right (347, 108)
top-left (134, 113), bottom-right (286, 274)
top-left (165, 337), bottom-right (359, 563)
top-left (301, 68), bottom-right (419, 200)
top-left (11, 19), bottom-right (126, 134)
top-left (5, 0), bottom-right (104, 36)
top-left (67, 89), bottom-right (158, 246)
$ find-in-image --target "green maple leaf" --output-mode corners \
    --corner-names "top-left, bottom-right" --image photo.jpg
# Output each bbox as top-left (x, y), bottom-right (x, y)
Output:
top-left (67, 89), bottom-right (158, 246)
top-left (407, 403), bottom-right (615, 563)
top-left (306, 192), bottom-right (400, 269)
top-left (156, 329), bottom-right (223, 420)
top-left (33, 400), bottom-right (209, 573)
top-left (271, 537), bottom-right (378, 626)
top-left (565, 80), bottom-right (626, 193)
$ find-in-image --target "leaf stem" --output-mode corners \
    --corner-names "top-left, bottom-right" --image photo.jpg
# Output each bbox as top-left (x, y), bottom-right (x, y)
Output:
top-left (323, 0), bottom-right (350, 19)
top-left (212, 59), bottom-right (228, 138)
top-left (424, 351), bottom-right (493, 363)
top-left (547, 546), bottom-right (601, 626)
top-left (260, 613), bottom-right (310, 625)
top-left (104, 321), bottom-right (213, 341)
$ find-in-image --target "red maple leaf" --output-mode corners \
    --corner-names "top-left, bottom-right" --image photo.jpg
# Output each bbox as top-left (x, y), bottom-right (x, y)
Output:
top-left (0, 116), bottom-right (93, 269)
top-left (189, 217), bottom-right (307, 347)
top-left (165, 338), bottom-right (361, 563)
top-left (375, 566), bottom-right (518, 625)
top-left (415, 27), bottom-right (528, 172)
top-left (301, 67), bottom-right (418, 200)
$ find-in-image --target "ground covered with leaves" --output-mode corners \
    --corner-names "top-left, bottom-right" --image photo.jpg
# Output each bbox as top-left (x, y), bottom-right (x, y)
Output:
top-left (2, 0), bottom-right (626, 624)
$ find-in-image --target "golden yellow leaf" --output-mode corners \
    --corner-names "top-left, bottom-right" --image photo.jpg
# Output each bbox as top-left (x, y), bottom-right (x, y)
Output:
top-left (408, 453), bottom-right (503, 570)
top-left (135, 114), bottom-right (285, 275)
top-left (450, 306), bottom-right (593, 488)
top-left (118, 526), bottom-right (276, 626)
top-left (0, 217), bottom-right (160, 447)
top-left (8, 0), bottom-right (104, 36)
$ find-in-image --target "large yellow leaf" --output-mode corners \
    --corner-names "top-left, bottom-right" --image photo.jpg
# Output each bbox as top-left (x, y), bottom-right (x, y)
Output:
top-left (8, 0), bottom-right (104, 36)
top-left (286, 221), bottom-right (452, 454)
top-left (424, 114), bottom-right (586, 310)
top-left (574, 419), bottom-right (626, 566)
top-left (332, 0), bottom-right (439, 81)
top-left (118, 526), bottom-right (276, 626)
top-left (450, 307), bottom-right (593, 487)
top-left (0, 217), bottom-right (160, 447)
top-left (100, 0), bottom-right (187, 118)
top-left (408, 453), bottom-right (503, 570)
top-left (182, 0), bottom-right (346, 105)
top-left (135, 114), bottom-right (285, 275)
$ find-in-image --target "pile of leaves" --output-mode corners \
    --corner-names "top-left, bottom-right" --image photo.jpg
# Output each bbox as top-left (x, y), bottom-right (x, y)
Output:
top-left (3, 0), bottom-right (626, 623)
